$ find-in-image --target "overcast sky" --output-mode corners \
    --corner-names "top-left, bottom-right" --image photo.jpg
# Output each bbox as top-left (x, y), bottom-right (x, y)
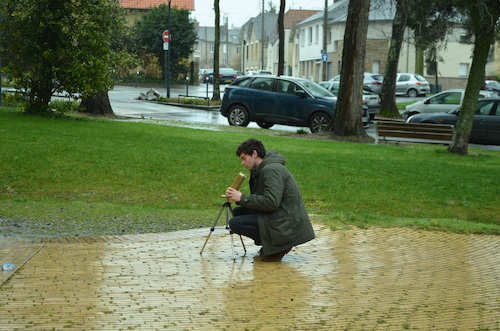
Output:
top-left (191, 0), bottom-right (329, 27)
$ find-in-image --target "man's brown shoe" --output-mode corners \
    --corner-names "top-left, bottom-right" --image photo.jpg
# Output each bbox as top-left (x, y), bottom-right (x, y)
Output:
top-left (261, 248), bottom-right (291, 262)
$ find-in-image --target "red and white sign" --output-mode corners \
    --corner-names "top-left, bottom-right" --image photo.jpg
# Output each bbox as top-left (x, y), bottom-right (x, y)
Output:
top-left (162, 30), bottom-right (170, 43)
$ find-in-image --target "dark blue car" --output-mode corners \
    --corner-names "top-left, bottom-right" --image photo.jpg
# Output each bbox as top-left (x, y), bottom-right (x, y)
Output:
top-left (220, 76), bottom-right (350, 132)
top-left (407, 97), bottom-right (500, 145)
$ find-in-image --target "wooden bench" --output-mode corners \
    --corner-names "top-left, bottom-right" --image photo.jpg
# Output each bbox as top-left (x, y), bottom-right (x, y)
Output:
top-left (374, 121), bottom-right (454, 145)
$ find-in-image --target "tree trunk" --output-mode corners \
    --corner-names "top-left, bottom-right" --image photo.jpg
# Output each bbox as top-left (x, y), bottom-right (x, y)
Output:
top-left (277, 0), bottom-right (285, 75)
top-left (379, 0), bottom-right (407, 117)
top-left (80, 90), bottom-right (115, 116)
top-left (329, 0), bottom-right (370, 137)
top-left (448, 0), bottom-right (500, 155)
top-left (212, 0), bottom-right (221, 101)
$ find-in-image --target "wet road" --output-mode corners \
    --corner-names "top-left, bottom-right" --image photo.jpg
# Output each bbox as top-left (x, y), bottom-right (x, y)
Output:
top-left (109, 84), bottom-right (299, 131)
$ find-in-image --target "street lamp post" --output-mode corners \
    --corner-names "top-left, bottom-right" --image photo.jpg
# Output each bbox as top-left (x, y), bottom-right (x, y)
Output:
top-left (167, 0), bottom-right (171, 98)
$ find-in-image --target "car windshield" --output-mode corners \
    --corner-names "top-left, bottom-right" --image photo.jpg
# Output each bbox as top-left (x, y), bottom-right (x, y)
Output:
top-left (297, 79), bottom-right (335, 97)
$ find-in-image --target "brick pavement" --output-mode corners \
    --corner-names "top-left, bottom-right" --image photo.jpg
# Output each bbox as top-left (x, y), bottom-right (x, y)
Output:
top-left (0, 225), bottom-right (498, 330)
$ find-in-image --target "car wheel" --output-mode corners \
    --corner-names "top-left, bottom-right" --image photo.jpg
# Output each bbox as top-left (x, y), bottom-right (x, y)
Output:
top-left (227, 105), bottom-right (250, 127)
top-left (407, 88), bottom-right (418, 98)
top-left (309, 112), bottom-right (331, 133)
top-left (257, 121), bottom-right (274, 129)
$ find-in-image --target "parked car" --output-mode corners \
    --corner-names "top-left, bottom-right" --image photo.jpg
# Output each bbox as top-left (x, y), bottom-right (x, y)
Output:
top-left (485, 80), bottom-right (500, 93)
top-left (220, 75), bottom-right (369, 132)
top-left (395, 73), bottom-right (430, 97)
top-left (245, 70), bottom-right (272, 75)
top-left (406, 97), bottom-right (500, 145)
top-left (217, 68), bottom-right (238, 84)
top-left (404, 89), bottom-right (497, 119)
top-left (200, 69), bottom-right (213, 84)
top-left (319, 81), bottom-right (381, 118)
top-left (329, 72), bottom-right (384, 94)
top-left (200, 68), bottom-right (238, 84)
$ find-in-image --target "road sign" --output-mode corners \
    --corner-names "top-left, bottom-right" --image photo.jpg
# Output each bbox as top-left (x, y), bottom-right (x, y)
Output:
top-left (162, 30), bottom-right (170, 43)
top-left (321, 54), bottom-right (329, 62)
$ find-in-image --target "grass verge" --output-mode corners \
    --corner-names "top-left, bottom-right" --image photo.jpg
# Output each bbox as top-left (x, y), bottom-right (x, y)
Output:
top-left (1, 107), bottom-right (499, 237)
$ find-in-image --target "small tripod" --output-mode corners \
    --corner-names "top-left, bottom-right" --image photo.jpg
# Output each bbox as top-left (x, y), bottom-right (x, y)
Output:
top-left (200, 199), bottom-right (246, 260)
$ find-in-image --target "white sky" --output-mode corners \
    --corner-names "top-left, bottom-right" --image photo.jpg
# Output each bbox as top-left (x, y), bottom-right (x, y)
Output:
top-left (191, 0), bottom-right (329, 27)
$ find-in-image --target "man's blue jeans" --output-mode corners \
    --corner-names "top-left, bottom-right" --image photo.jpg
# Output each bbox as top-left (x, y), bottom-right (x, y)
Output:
top-left (229, 207), bottom-right (261, 245)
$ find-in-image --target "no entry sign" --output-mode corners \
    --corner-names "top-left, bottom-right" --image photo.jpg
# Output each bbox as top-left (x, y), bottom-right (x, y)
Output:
top-left (162, 30), bottom-right (170, 43)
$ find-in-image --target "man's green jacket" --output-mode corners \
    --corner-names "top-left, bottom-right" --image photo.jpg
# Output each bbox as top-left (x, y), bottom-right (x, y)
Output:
top-left (239, 150), bottom-right (315, 256)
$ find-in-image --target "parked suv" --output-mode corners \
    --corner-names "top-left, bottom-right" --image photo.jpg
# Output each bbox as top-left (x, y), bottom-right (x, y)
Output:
top-left (395, 73), bottom-right (430, 97)
top-left (220, 75), bottom-right (369, 132)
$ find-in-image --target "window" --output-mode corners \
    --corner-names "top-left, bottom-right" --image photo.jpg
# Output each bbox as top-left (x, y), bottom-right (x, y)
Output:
top-left (301, 29), bottom-right (305, 46)
top-left (315, 25), bottom-right (319, 44)
top-left (430, 92), bottom-right (461, 105)
top-left (476, 100), bottom-right (495, 115)
top-left (308, 27), bottom-right (313, 45)
top-left (209, 43), bottom-right (214, 53)
top-left (276, 80), bottom-right (298, 94)
top-left (398, 74), bottom-right (410, 82)
top-left (250, 77), bottom-right (274, 91)
top-left (459, 63), bottom-right (469, 77)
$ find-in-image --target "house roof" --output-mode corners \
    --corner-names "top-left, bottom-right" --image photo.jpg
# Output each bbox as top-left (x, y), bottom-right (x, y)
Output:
top-left (240, 13), bottom-right (279, 41)
top-left (284, 10), bottom-right (320, 29)
top-left (298, 0), bottom-right (395, 26)
top-left (119, 0), bottom-right (194, 10)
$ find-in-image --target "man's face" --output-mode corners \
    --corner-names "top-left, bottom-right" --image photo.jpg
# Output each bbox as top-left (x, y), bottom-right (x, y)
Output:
top-left (239, 151), bottom-right (259, 170)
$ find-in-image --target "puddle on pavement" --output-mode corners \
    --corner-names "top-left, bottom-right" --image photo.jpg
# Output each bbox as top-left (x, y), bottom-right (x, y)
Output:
top-left (0, 225), bottom-right (498, 330)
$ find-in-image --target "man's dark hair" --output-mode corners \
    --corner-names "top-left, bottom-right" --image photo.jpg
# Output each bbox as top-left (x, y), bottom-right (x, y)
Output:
top-left (236, 138), bottom-right (266, 158)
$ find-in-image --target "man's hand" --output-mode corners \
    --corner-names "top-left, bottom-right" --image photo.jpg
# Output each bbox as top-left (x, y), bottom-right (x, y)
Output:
top-left (225, 187), bottom-right (242, 202)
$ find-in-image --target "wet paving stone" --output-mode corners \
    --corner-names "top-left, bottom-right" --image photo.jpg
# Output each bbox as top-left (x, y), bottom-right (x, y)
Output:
top-left (0, 225), bottom-right (498, 330)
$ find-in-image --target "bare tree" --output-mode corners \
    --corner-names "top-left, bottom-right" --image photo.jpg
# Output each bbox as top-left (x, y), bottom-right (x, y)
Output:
top-left (212, 0), bottom-right (221, 101)
top-left (328, 0), bottom-right (370, 137)
top-left (448, 0), bottom-right (500, 155)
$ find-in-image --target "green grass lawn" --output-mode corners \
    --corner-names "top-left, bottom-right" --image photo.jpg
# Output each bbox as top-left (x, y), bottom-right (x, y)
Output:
top-left (1, 107), bottom-right (499, 237)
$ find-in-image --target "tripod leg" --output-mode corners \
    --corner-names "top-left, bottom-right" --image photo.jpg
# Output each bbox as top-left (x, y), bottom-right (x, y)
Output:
top-left (239, 235), bottom-right (247, 253)
top-left (200, 203), bottom-right (226, 255)
top-left (225, 202), bottom-right (236, 260)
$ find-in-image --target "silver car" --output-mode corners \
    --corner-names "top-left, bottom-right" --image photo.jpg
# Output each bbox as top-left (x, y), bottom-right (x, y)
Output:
top-left (395, 73), bottom-right (430, 97)
top-left (329, 72), bottom-right (384, 95)
top-left (404, 89), bottom-right (497, 119)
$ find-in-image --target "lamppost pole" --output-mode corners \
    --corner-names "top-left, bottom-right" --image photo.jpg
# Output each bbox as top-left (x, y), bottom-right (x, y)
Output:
top-left (167, 0), bottom-right (171, 98)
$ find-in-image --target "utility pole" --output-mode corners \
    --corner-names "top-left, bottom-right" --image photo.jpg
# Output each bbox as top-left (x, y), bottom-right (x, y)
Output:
top-left (167, 0), bottom-right (172, 98)
top-left (261, 0), bottom-right (265, 70)
top-left (225, 15), bottom-right (229, 67)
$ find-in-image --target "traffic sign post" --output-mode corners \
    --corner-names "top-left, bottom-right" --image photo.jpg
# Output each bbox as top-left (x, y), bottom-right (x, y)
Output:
top-left (162, 29), bottom-right (170, 97)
